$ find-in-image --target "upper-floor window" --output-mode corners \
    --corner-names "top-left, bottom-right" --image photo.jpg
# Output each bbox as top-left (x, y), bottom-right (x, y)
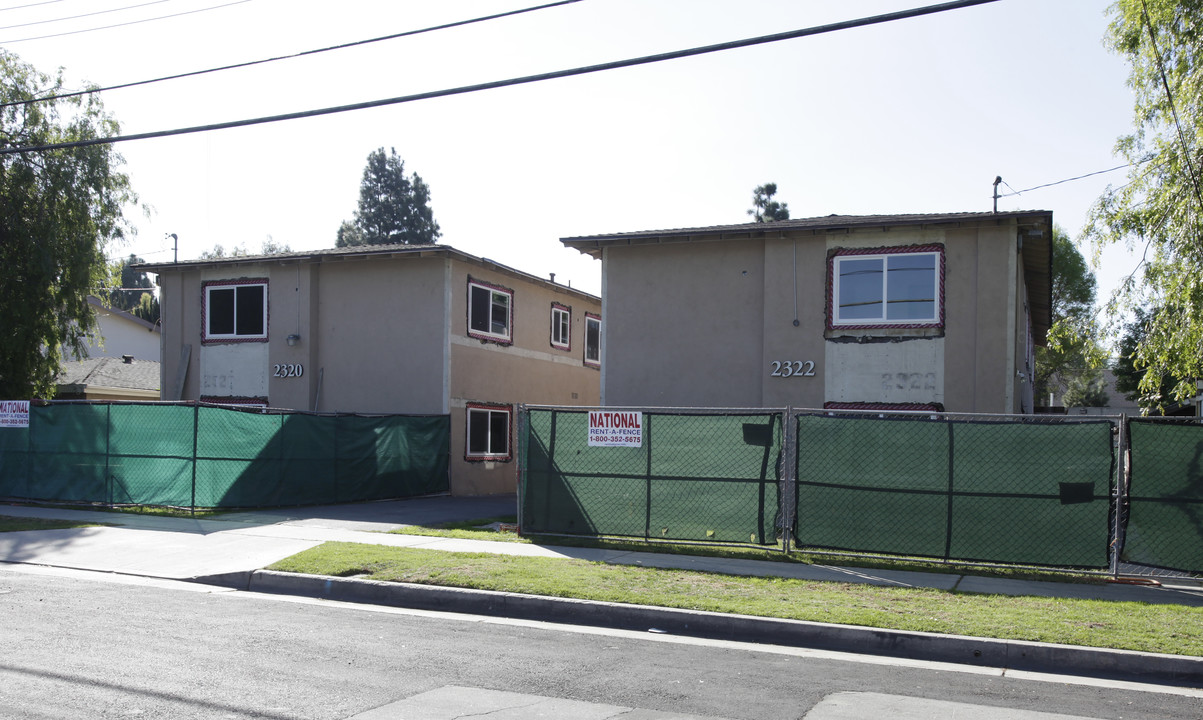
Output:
top-left (468, 278), bottom-right (513, 344)
top-left (829, 246), bottom-right (943, 329)
top-left (584, 312), bottom-right (601, 368)
top-left (203, 279), bottom-right (267, 342)
top-left (551, 303), bottom-right (571, 350)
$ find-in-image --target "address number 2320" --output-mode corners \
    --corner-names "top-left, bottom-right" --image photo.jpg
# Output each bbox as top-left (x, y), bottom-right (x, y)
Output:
top-left (770, 360), bottom-right (816, 378)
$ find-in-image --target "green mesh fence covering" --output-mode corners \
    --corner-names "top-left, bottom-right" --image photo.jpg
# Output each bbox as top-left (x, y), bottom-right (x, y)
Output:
top-left (0, 402), bottom-right (449, 508)
top-left (521, 409), bottom-right (782, 545)
top-left (795, 414), bottom-right (1115, 568)
top-left (1124, 420), bottom-right (1203, 573)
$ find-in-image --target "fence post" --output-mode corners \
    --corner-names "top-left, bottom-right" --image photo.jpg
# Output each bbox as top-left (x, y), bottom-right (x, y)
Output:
top-left (516, 404), bottom-right (526, 533)
top-left (1110, 415), bottom-right (1128, 578)
top-left (644, 412), bottom-right (653, 542)
top-left (781, 408), bottom-right (796, 555)
top-left (105, 403), bottom-right (112, 507)
top-left (190, 402), bottom-right (199, 516)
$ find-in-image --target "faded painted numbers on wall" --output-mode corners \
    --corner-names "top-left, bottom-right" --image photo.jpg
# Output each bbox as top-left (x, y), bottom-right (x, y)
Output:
top-left (881, 372), bottom-right (937, 395)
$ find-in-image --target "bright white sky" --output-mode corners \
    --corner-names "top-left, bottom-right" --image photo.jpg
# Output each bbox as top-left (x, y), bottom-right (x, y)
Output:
top-left (3, 0), bottom-right (1141, 320)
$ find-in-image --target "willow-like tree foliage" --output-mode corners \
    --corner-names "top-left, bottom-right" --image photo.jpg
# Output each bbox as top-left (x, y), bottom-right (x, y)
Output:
top-left (1034, 228), bottom-right (1106, 405)
top-left (0, 52), bottom-right (137, 399)
top-left (1087, 0), bottom-right (1203, 403)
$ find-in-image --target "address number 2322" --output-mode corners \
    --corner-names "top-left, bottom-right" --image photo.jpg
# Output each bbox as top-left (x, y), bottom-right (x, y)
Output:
top-left (770, 360), bottom-right (816, 378)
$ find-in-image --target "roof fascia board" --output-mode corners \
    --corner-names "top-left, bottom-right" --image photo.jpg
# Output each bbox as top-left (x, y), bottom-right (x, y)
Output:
top-left (135, 244), bottom-right (599, 301)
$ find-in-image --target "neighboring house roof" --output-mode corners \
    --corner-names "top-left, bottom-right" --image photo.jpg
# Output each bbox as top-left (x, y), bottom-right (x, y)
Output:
top-left (560, 210), bottom-right (1054, 344)
top-left (134, 243), bottom-right (600, 302)
top-left (56, 355), bottom-right (160, 399)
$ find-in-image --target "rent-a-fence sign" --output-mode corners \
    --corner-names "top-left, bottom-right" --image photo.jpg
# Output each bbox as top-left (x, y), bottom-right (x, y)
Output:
top-left (0, 401), bottom-right (29, 428)
top-left (588, 410), bottom-right (643, 447)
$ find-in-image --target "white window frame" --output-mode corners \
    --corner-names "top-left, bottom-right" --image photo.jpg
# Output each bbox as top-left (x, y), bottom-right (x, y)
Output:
top-left (584, 313), bottom-right (601, 368)
top-left (829, 249), bottom-right (942, 328)
top-left (203, 280), bottom-right (268, 342)
top-left (467, 279), bottom-right (513, 344)
top-left (551, 303), bottom-right (571, 350)
top-left (465, 403), bottom-right (511, 461)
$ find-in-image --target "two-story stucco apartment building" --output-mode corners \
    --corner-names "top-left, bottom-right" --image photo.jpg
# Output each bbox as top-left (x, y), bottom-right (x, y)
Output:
top-left (561, 210), bottom-right (1052, 414)
top-left (139, 244), bottom-right (601, 495)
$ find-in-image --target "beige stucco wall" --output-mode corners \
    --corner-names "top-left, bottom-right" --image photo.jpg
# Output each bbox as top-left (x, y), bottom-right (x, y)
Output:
top-left (597, 219), bottom-right (1031, 414)
top-left (760, 237), bottom-right (826, 408)
top-left (447, 260), bottom-right (601, 495)
top-left (941, 225), bottom-right (1018, 413)
top-left (308, 257), bottom-right (447, 414)
top-left (602, 240), bottom-right (766, 407)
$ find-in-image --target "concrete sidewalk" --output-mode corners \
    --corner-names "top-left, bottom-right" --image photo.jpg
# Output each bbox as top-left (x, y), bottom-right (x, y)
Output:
top-left (2, 496), bottom-right (1203, 687)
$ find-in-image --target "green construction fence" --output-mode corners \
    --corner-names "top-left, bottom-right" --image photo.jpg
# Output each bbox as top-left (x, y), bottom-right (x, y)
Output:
top-left (0, 401), bottom-right (449, 509)
top-left (520, 408), bottom-right (782, 545)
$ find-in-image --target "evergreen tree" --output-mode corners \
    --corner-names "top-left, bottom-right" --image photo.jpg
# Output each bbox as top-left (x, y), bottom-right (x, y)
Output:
top-left (337, 148), bottom-right (440, 247)
top-left (747, 183), bottom-right (790, 222)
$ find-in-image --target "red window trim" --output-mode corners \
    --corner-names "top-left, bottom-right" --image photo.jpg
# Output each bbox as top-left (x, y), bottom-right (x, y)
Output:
top-left (550, 302), bottom-right (572, 351)
top-left (826, 245), bottom-right (945, 331)
top-left (201, 278), bottom-right (269, 345)
top-left (823, 401), bottom-right (943, 412)
top-left (200, 396), bottom-right (269, 410)
top-left (466, 276), bottom-right (514, 346)
top-left (465, 402), bottom-right (512, 462)
top-left (583, 312), bottom-right (601, 368)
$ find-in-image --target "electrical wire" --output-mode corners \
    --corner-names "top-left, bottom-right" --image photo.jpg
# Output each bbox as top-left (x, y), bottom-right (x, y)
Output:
top-left (997, 163), bottom-right (1144, 198)
top-left (0, 0), bottom-right (173, 31)
top-left (1, 0), bottom-right (584, 109)
top-left (0, 0), bottom-right (249, 43)
top-left (1138, 0), bottom-right (1203, 210)
top-left (0, 0), bottom-right (65, 12)
top-left (0, 0), bottom-right (1003, 155)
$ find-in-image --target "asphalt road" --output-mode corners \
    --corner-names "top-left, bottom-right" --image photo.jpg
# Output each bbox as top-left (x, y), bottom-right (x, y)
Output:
top-left (1, 567), bottom-right (1199, 720)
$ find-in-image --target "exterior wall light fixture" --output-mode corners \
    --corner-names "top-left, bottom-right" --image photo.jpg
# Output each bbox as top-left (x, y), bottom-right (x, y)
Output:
top-left (286, 334), bottom-right (301, 347)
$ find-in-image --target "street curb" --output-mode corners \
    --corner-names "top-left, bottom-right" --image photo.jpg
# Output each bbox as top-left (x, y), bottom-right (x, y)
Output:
top-left (241, 570), bottom-right (1203, 688)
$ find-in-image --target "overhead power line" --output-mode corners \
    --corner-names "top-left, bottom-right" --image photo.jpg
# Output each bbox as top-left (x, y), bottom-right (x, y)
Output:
top-left (0, 0), bottom-right (1002, 155)
top-left (997, 163), bottom-right (1144, 198)
top-left (0, 0), bottom-right (66, 12)
top-left (1, 0), bottom-right (584, 109)
top-left (0, 0), bottom-right (173, 31)
top-left (0, 0), bottom-right (250, 43)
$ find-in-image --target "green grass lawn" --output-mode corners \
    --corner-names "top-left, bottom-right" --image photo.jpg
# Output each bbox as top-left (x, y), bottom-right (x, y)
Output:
top-left (268, 539), bottom-right (1203, 657)
top-left (388, 516), bottom-right (1100, 583)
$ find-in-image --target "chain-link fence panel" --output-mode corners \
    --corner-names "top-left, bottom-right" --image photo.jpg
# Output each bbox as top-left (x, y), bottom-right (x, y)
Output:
top-left (107, 403), bottom-right (196, 506)
top-left (521, 408), bottom-right (782, 545)
top-left (0, 413), bottom-right (30, 500)
top-left (795, 413), bottom-right (949, 557)
top-left (195, 405), bottom-right (285, 507)
top-left (335, 414), bottom-right (451, 502)
top-left (948, 420), bottom-right (1114, 567)
top-left (27, 403), bottom-right (110, 503)
top-left (1124, 418), bottom-right (1203, 574)
top-left (196, 407), bottom-right (451, 508)
top-left (794, 411), bottom-right (1116, 569)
